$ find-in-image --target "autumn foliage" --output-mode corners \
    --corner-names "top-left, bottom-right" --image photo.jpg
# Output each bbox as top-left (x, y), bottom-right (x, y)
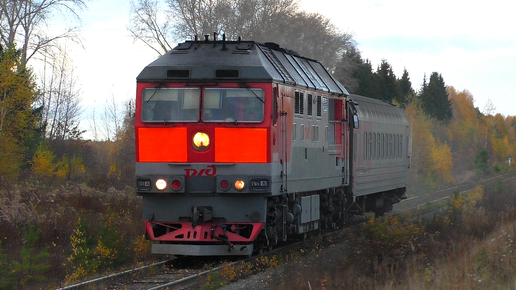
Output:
top-left (405, 86), bottom-right (515, 187)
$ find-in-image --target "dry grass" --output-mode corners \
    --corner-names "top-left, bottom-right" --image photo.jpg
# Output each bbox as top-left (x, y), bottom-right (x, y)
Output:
top-left (211, 176), bottom-right (516, 290)
top-left (2, 175), bottom-right (515, 289)
top-left (0, 181), bottom-right (156, 289)
top-left (286, 177), bottom-right (516, 290)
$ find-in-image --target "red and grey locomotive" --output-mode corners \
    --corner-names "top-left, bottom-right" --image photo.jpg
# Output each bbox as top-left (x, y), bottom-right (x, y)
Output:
top-left (134, 38), bottom-right (411, 256)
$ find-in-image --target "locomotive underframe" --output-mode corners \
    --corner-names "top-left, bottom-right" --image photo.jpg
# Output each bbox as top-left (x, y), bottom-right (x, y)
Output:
top-left (261, 185), bottom-right (406, 250)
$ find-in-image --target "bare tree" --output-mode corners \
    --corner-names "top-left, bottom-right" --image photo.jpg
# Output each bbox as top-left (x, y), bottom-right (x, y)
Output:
top-left (127, 0), bottom-right (355, 71)
top-left (0, 0), bottom-right (87, 67)
top-left (38, 47), bottom-right (83, 140)
top-left (102, 94), bottom-right (124, 142)
top-left (128, 0), bottom-right (175, 55)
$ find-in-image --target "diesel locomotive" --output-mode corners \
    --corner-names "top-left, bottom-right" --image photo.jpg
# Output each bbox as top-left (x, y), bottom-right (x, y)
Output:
top-left (135, 37), bottom-right (411, 256)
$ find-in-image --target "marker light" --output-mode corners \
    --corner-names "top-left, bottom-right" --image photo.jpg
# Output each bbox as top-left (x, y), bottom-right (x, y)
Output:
top-left (193, 132), bottom-right (210, 149)
top-left (234, 180), bottom-right (245, 191)
top-left (156, 179), bottom-right (167, 191)
top-left (171, 179), bottom-right (182, 190)
top-left (219, 179), bottom-right (230, 191)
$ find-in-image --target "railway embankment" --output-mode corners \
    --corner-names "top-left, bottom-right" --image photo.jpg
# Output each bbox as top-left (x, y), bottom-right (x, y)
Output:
top-left (214, 172), bottom-right (516, 289)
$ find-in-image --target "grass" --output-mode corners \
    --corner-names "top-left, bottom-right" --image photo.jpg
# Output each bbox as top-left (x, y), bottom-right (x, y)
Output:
top-left (199, 176), bottom-right (516, 290)
top-left (1, 174), bottom-right (515, 289)
top-left (0, 181), bottom-right (157, 289)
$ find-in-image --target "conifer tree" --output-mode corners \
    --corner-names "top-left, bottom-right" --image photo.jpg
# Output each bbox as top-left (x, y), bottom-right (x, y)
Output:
top-left (396, 68), bottom-right (414, 107)
top-left (0, 241), bottom-right (16, 289)
top-left (12, 223), bottom-right (50, 287)
top-left (334, 47), bottom-right (377, 97)
top-left (419, 72), bottom-right (452, 123)
top-left (375, 60), bottom-right (399, 101)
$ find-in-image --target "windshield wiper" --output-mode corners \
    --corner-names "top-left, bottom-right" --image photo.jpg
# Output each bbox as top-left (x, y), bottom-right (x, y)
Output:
top-left (146, 85), bottom-right (162, 103)
top-left (246, 87), bottom-right (264, 104)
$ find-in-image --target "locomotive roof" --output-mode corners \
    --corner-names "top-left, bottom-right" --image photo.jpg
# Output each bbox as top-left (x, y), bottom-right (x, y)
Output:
top-left (137, 40), bottom-right (349, 97)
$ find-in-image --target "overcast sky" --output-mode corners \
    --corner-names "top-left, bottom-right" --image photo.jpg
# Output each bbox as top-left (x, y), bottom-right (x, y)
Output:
top-left (300, 0), bottom-right (516, 117)
top-left (49, 0), bottom-right (516, 136)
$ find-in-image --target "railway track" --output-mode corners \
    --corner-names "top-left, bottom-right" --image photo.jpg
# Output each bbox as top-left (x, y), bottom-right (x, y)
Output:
top-left (59, 172), bottom-right (516, 290)
top-left (106, 258), bottom-right (242, 290)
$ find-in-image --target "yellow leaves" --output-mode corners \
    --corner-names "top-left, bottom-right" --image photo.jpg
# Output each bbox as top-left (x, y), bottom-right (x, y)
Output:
top-left (31, 144), bottom-right (85, 181)
top-left (450, 186), bottom-right (484, 213)
top-left (0, 47), bottom-right (37, 180)
top-left (430, 141), bottom-right (455, 185)
top-left (405, 85), bottom-right (516, 186)
top-left (32, 146), bottom-right (57, 179)
top-left (0, 135), bottom-right (22, 179)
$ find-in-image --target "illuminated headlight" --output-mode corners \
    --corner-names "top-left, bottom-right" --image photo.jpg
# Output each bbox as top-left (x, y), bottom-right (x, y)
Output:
top-left (155, 179), bottom-right (167, 191)
top-left (234, 180), bottom-right (245, 191)
top-left (193, 132), bottom-right (210, 149)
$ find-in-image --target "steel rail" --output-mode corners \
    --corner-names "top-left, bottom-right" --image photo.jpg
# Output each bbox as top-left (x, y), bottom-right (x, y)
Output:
top-left (55, 260), bottom-right (171, 290)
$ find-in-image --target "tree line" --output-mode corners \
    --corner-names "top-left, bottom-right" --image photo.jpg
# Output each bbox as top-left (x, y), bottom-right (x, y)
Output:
top-left (0, 0), bottom-right (514, 190)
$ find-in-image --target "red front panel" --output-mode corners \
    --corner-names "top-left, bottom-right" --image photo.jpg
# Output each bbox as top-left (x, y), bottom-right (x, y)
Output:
top-left (215, 128), bottom-right (268, 163)
top-left (138, 127), bottom-right (188, 162)
top-left (135, 82), bottom-right (273, 164)
top-left (137, 127), bottom-right (270, 163)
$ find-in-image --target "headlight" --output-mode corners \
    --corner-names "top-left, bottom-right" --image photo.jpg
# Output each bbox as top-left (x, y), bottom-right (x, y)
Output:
top-left (234, 180), bottom-right (245, 191)
top-left (155, 179), bottom-right (167, 190)
top-left (193, 132), bottom-right (210, 149)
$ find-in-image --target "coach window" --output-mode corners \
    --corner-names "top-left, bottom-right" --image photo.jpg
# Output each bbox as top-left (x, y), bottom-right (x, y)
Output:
top-left (382, 134), bottom-right (388, 159)
top-left (389, 134), bottom-right (393, 159)
top-left (384, 133), bottom-right (388, 159)
top-left (373, 133), bottom-right (377, 159)
top-left (293, 123), bottom-right (297, 141)
top-left (363, 132), bottom-right (367, 160)
top-left (394, 134), bottom-right (398, 158)
top-left (142, 88), bottom-right (200, 122)
top-left (399, 134), bottom-right (403, 158)
top-left (367, 132), bottom-right (373, 159)
top-left (376, 133), bottom-right (381, 159)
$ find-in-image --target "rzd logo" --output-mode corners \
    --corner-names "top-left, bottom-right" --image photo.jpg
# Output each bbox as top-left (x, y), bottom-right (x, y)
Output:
top-left (185, 165), bottom-right (216, 179)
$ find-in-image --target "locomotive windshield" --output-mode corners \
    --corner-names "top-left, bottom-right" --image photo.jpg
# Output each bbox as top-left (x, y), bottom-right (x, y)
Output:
top-left (203, 88), bottom-right (264, 122)
top-left (141, 87), bottom-right (264, 123)
top-left (141, 88), bottom-right (200, 122)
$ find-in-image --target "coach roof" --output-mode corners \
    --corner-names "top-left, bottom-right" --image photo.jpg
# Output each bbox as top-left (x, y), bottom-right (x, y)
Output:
top-left (137, 40), bottom-right (349, 97)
